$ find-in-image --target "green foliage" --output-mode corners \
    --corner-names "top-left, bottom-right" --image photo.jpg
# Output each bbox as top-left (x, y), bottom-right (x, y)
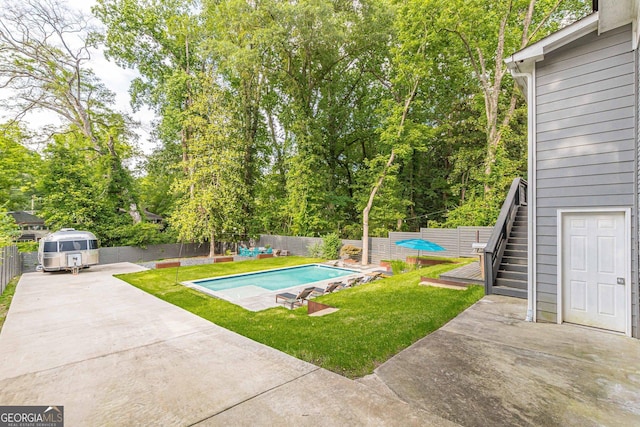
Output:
top-left (320, 233), bottom-right (342, 260)
top-left (168, 73), bottom-right (248, 248)
top-left (37, 134), bottom-right (121, 242)
top-left (439, 196), bottom-right (502, 228)
top-left (0, 124), bottom-right (41, 211)
top-left (0, 276), bottom-right (19, 331)
top-left (90, 0), bottom-right (590, 244)
top-left (0, 211), bottom-right (20, 246)
top-left (390, 260), bottom-right (413, 275)
top-left (137, 142), bottom-right (183, 218)
top-left (0, 1), bottom-right (148, 248)
top-left (307, 242), bottom-right (323, 258)
top-left (16, 241), bottom-right (38, 252)
top-left (105, 222), bottom-right (176, 248)
top-left (117, 256), bottom-right (483, 378)
top-left (435, 133), bottom-right (524, 228)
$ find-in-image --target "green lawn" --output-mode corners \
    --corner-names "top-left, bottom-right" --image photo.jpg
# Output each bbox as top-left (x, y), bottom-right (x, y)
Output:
top-left (0, 277), bottom-right (19, 331)
top-left (117, 256), bottom-right (484, 378)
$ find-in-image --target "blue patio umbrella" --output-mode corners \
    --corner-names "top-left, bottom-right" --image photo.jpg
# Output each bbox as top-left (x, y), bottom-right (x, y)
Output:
top-left (394, 238), bottom-right (445, 258)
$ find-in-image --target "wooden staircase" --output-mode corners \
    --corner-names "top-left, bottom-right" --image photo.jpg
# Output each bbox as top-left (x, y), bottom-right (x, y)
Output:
top-left (492, 206), bottom-right (527, 298)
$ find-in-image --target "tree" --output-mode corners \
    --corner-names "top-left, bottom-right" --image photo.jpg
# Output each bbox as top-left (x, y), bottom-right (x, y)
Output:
top-left (136, 142), bottom-right (183, 218)
top-left (0, 210), bottom-right (20, 246)
top-left (202, 0), bottom-right (272, 234)
top-left (417, 0), bottom-right (591, 194)
top-left (169, 73), bottom-right (248, 257)
top-left (260, 0), bottom-right (393, 237)
top-left (0, 0), bottom-right (142, 225)
top-left (361, 77), bottom-right (420, 264)
top-left (94, 0), bottom-right (204, 171)
top-left (0, 124), bottom-right (41, 211)
top-left (37, 133), bottom-right (118, 240)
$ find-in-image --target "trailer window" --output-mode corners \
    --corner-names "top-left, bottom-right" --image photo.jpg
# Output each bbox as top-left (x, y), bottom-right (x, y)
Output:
top-left (88, 240), bottom-right (98, 249)
top-left (60, 240), bottom-right (88, 251)
top-left (43, 242), bottom-right (58, 252)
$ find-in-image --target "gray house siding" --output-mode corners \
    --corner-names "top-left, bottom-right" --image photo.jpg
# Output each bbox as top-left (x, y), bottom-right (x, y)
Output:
top-left (636, 44), bottom-right (640, 338)
top-left (534, 24), bottom-right (637, 327)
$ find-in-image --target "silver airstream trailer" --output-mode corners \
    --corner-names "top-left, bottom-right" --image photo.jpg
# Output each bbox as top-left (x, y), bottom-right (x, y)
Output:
top-left (38, 228), bottom-right (99, 273)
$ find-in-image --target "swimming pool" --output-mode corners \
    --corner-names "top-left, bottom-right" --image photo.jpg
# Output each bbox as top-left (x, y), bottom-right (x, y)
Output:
top-left (184, 264), bottom-right (360, 302)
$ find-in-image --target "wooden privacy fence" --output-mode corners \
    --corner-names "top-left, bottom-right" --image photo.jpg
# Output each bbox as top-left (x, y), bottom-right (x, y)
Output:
top-left (259, 227), bottom-right (493, 264)
top-left (1, 245), bottom-right (20, 295)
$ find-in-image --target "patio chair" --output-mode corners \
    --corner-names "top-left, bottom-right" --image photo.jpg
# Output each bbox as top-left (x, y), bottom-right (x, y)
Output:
top-left (345, 277), bottom-right (363, 287)
top-left (361, 272), bottom-right (386, 283)
top-left (360, 275), bottom-right (376, 284)
top-left (275, 286), bottom-right (316, 309)
top-left (310, 281), bottom-right (344, 296)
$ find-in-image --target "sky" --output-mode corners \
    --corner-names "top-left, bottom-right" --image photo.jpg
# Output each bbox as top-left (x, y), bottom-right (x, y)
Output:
top-left (2, 0), bottom-right (156, 155)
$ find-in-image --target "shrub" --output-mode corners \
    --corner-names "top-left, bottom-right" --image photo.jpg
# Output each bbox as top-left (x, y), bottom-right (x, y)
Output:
top-left (339, 244), bottom-right (362, 259)
top-left (390, 260), bottom-right (415, 275)
top-left (321, 233), bottom-right (342, 259)
top-left (307, 241), bottom-right (323, 258)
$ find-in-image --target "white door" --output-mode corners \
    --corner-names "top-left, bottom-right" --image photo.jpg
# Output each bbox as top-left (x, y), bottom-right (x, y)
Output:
top-left (561, 212), bottom-right (627, 332)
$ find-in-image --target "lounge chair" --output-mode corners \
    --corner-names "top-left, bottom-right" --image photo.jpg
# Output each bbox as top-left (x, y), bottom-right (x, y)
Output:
top-left (310, 281), bottom-right (343, 296)
top-left (345, 277), bottom-right (363, 287)
top-left (275, 286), bottom-right (316, 309)
top-left (360, 275), bottom-right (376, 284)
top-left (324, 281), bottom-right (344, 293)
top-left (360, 272), bottom-right (386, 283)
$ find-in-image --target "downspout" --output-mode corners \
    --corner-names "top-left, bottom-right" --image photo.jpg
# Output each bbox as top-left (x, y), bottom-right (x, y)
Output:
top-left (510, 67), bottom-right (536, 322)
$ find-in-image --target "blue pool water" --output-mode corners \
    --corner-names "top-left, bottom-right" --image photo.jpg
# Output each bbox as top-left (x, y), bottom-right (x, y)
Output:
top-left (193, 264), bottom-right (356, 292)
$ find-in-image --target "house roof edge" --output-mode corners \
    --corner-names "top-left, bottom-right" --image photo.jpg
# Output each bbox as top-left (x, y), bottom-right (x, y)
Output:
top-left (505, 12), bottom-right (600, 69)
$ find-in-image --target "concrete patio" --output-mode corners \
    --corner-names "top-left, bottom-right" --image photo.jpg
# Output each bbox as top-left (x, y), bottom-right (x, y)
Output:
top-left (0, 262), bottom-right (638, 426)
top-left (372, 296), bottom-right (640, 426)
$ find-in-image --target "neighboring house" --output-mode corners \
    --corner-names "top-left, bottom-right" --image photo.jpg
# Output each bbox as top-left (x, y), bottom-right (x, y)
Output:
top-left (505, 0), bottom-right (639, 338)
top-left (144, 210), bottom-right (164, 226)
top-left (6, 211), bottom-right (49, 241)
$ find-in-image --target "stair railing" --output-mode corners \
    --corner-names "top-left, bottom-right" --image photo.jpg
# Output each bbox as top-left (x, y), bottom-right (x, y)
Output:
top-left (484, 178), bottom-right (527, 294)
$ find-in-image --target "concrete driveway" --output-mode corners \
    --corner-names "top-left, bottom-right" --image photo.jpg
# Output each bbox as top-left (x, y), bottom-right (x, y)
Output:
top-left (1, 263), bottom-right (639, 426)
top-left (0, 263), bottom-right (442, 426)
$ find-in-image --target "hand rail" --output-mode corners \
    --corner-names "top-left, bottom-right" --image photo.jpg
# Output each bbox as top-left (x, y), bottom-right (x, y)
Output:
top-left (484, 178), bottom-right (527, 294)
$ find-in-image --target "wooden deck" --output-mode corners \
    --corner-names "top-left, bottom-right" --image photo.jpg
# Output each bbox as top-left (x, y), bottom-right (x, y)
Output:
top-left (438, 261), bottom-right (483, 285)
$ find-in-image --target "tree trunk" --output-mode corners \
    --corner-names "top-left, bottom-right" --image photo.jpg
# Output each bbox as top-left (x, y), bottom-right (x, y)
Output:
top-left (361, 79), bottom-right (419, 265)
top-left (362, 149), bottom-right (396, 266)
top-left (209, 232), bottom-right (216, 258)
